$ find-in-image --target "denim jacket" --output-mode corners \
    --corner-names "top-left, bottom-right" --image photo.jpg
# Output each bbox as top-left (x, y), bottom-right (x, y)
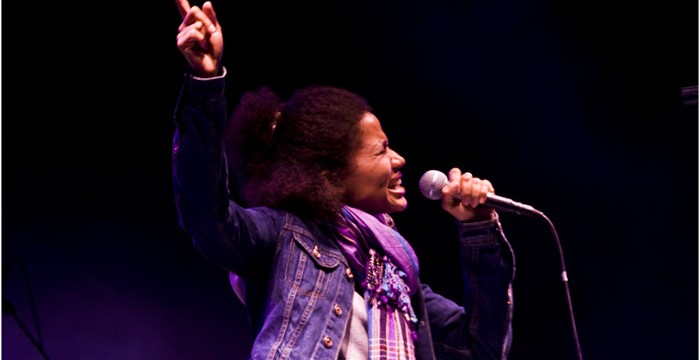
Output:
top-left (172, 72), bottom-right (516, 360)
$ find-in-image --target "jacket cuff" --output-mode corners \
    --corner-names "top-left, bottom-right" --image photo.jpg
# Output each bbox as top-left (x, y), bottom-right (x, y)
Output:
top-left (456, 215), bottom-right (502, 245)
top-left (185, 67), bottom-right (227, 102)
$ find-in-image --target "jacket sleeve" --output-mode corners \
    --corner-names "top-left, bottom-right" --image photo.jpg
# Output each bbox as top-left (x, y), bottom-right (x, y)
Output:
top-left (171, 71), bottom-right (281, 277)
top-left (423, 215), bottom-right (515, 360)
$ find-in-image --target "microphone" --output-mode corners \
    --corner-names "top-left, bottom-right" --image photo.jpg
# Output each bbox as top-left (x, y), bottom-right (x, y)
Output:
top-left (418, 170), bottom-right (542, 216)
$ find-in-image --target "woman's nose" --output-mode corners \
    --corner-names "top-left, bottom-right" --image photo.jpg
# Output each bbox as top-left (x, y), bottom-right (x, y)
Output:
top-left (391, 149), bottom-right (405, 168)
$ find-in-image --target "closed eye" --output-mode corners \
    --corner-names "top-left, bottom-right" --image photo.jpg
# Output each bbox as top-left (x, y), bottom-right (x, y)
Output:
top-left (377, 140), bottom-right (389, 155)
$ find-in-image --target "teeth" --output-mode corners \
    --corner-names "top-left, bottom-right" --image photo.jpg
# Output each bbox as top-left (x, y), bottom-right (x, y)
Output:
top-left (389, 177), bottom-right (402, 189)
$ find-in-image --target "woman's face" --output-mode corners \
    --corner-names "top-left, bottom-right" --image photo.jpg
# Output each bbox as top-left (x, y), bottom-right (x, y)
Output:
top-left (343, 112), bottom-right (407, 214)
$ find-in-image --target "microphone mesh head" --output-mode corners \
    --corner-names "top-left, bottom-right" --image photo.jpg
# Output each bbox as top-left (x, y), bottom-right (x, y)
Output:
top-left (418, 170), bottom-right (448, 200)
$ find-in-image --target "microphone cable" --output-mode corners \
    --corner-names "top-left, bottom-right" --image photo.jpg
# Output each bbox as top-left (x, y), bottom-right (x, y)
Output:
top-left (536, 211), bottom-right (584, 360)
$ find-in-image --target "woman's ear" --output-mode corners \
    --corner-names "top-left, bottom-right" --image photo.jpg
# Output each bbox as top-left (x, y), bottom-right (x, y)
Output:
top-left (322, 169), bottom-right (346, 194)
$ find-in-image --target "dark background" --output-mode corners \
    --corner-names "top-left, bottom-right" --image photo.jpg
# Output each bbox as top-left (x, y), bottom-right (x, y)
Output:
top-left (3, 0), bottom-right (697, 359)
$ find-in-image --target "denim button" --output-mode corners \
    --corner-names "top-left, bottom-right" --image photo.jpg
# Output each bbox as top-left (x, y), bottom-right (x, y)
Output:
top-left (333, 304), bottom-right (343, 316)
top-left (323, 335), bottom-right (333, 348)
top-left (345, 267), bottom-right (354, 279)
top-left (312, 245), bottom-right (321, 259)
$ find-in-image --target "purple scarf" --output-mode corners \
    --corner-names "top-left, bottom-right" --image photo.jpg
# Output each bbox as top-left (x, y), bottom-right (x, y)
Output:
top-left (334, 205), bottom-right (420, 359)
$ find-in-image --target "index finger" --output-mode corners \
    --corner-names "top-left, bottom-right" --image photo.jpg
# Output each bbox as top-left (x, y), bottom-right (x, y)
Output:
top-left (448, 168), bottom-right (462, 182)
top-left (175, 0), bottom-right (191, 18)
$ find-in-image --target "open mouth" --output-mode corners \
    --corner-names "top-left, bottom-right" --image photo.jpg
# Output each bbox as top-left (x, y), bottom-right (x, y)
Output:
top-left (388, 173), bottom-right (405, 194)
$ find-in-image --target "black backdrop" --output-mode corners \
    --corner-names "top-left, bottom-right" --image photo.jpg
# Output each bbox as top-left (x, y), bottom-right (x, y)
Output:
top-left (3, 0), bottom-right (697, 359)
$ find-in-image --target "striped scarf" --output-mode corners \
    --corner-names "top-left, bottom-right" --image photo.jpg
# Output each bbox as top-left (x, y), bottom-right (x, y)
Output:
top-left (334, 205), bottom-right (420, 360)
